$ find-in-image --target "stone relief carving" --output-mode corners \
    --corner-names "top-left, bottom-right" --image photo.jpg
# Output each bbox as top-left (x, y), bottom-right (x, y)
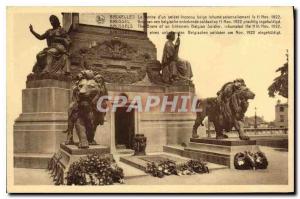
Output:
top-left (69, 38), bottom-right (152, 84)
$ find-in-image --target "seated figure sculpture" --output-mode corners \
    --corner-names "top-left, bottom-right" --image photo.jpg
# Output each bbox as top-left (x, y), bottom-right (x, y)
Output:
top-left (161, 31), bottom-right (193, 84)
top-left (29, 15), bottom-right (71, 75)
top-left (63, 70), bottom-right (108, 148)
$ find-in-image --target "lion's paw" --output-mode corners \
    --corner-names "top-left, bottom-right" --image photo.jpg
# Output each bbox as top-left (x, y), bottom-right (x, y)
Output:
top-left (78, 141), bottom-right (89, 148)
top-left (192, 129), bottom-right (199, 138)
top-left (65, 140), bottom-right (74, 145)
top-left (239, 135), bottom-right (250, 140)
top-left (89, 140), bottom-right (97, 145)
top-left (216, 134), bottom-right (228, 139)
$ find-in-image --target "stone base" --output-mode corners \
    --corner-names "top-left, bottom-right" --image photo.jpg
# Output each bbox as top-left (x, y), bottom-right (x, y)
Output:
top-left (120, 154), bottom-right (188, 171)
top-left (49, 143), bottom-right (111, 185)
top-left (59, 143), bottom-right (110, 155)
top-left (57, 143), bottom-right (110, 167)
top-left (120, 153), bottom-right (228, 172)
top-left (13, 112), bottom-right (68, 169)
top-left (184, 138), bottom-right (260, 168)
top-left (14, 153), bottom-right (53, 169)
top-left (13, 82), bottom-right (71, 169)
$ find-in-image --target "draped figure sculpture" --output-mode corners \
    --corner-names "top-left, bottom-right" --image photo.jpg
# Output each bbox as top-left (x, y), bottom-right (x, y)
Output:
top-left (29, 15), bottom-right (71, 75)
top-left (161, 31), bottom-right (193, 84)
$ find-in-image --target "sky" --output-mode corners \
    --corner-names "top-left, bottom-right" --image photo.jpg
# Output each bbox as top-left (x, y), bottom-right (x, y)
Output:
top-left (7, 8), bottom-right (293, 125)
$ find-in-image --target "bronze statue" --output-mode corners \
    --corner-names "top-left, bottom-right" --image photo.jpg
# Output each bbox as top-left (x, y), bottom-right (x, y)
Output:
top-left (216, 78), bottom-right (246, 121)
top-left (192, 79), bottom-right (255, 140)
top-left (161, 31), bottom-right (193, 84)
top-left (29, 15), bottom-right (71, 74)
top-left (63, 70), bottom-right (108, 148)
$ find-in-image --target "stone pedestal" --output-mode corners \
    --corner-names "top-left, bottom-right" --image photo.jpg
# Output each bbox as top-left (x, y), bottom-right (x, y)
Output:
top-left (120, 154), bottom-right (188, 172)
top-left (49, 143), bottom-right (111, 185)
top-left (57, 144), bottom-right (110, 168)
top-left (14, 80), bottom-right (71, 169)
top-left (184, 138), bottom-right (260, 168)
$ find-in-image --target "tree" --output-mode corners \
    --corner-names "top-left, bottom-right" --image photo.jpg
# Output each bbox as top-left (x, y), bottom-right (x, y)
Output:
top-left (268, 62), bottom-right (288, 98)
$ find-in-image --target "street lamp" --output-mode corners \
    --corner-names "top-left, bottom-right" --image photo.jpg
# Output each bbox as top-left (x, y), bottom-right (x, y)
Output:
top-left (254, 107), bottom-right (257, 130)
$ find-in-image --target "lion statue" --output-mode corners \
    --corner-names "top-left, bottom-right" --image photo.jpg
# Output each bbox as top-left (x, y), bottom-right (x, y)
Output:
top-left (192, 81), bottom-right (255, 140)
top-left (63, 70), bottom-right (108, 148)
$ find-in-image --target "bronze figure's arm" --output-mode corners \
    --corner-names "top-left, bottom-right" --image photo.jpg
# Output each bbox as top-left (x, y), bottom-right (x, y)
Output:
top-left (174, 33), bottom-right (180, 59)
top-left (29, 24), bottom-right (48, 40)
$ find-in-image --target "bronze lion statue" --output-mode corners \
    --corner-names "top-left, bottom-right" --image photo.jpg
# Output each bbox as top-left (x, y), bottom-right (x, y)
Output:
top-left (192, 81), bottom-right (255, 140)
top-left (64, 70), bottom-right (108, 148)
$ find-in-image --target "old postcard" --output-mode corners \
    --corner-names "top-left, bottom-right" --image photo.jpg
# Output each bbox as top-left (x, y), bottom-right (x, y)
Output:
top-left (7, 6), bottom-right (294, 193)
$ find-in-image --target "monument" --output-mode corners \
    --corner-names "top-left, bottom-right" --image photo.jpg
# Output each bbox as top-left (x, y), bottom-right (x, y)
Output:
top-left (13, 13), bottom-right (196, 169)
top-left (165, 79), bottom-right (262, 168)
top-left (14, 15), bottom-right (72, 168)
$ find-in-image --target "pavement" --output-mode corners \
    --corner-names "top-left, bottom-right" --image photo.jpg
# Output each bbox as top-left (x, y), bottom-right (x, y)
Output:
top-left (13, 146), bottom-right (288, 185)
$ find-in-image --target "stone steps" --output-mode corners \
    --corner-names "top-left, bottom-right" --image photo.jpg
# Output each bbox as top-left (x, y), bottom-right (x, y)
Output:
top-left (183, 147), bottom-right (230, 166)
top-left (163, 145), bottom-right (230, 166)
top-left (187, 142), bottom-right (231, 154)
top-left (119, 152), bottom-right (228, 173)
top-left (116, 149), bottom-right (135, 155)
top-left (116, 144), bottom-right (127, 149)
top-left (164, 138), bottom-right (261, 168)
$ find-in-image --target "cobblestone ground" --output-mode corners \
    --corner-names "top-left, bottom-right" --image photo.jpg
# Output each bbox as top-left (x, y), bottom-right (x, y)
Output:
top-left (14, 146), bottom-right (289, 185)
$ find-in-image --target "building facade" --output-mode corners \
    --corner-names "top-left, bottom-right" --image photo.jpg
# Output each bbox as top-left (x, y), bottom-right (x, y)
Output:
top-left (274, 100), bottom-right (288, 128)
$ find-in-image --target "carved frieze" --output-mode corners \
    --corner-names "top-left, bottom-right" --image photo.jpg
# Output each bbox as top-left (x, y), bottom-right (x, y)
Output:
top-left (69, 38), bottom-right (153, 84)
